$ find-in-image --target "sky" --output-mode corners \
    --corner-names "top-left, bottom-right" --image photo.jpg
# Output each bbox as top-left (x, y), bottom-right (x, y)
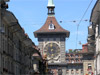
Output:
top-left (8, 0), bottom-right (97, 51)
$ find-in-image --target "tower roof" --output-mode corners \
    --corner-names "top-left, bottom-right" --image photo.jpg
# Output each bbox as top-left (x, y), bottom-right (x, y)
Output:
top-left (47, 0), bottom-right (55, 7)
top-left (34, 0), bottom-right (70, 38)
top-left (34, 16), bottom-right (70, 37)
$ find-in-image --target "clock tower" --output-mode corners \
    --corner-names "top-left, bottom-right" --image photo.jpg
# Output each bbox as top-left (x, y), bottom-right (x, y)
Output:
top-left (34, 0), bottom-right (70, 74)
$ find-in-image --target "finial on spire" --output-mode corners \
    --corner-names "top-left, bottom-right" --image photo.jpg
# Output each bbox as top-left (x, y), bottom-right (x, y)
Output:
top-left (47, 0), bottom-right (55, 16)
top-left (47, 0), bottom-right (55, 7)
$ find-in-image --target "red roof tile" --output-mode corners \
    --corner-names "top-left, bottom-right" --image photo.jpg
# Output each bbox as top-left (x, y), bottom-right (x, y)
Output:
top-left (34, 16), bottom-right (70, 37)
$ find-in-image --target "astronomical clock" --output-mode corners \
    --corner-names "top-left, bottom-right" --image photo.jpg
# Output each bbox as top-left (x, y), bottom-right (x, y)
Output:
top-left (44, 43), bottom-right (60, 58)
top-left (44, 42), bottom-right (60, 62)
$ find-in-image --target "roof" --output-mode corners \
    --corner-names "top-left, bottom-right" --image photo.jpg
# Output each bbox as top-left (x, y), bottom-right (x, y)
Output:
top-left (90, 0), bottom-right (100, 23)
top-left (34, 16), bottom-right (70, 37)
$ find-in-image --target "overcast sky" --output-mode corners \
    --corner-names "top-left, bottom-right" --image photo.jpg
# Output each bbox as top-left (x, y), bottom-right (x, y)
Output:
top-left (8, 0), bottom-right (97, 51)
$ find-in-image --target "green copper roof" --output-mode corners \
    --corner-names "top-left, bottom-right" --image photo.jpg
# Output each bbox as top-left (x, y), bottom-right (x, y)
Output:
top-left (47, 0), bottom-right (55, 7)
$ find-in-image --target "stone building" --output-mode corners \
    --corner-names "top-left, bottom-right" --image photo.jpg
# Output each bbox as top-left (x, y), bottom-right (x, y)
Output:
top-left (82, 44), bottom-right (94, 75)
top-left (34, 0), bottom-right (70, 75)
top-left (0, 0), bottom-right (46, 75)
top-left (88, 0), bottom-right (100, 75)
top-left (66, 50), bottom-right (83, 75)
top-left (65, 44), bottom-right (94, 75)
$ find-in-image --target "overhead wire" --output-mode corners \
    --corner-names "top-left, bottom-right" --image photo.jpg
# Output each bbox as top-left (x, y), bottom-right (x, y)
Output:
top-left (23, 19), bottom-right (88, 27)
top-left (59, 19), bottom-right (88, 23)
top-left (76, 0), bottom-right (94, 49)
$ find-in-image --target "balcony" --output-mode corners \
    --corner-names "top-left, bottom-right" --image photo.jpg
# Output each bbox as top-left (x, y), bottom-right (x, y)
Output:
top-left (88, 25), bottom-right (94, 36)
top-left (66, 55), bottom-right (82, 59)
top-left (66, 60), bottom-right (83, 64)
top-left (66, 56), bottom-right (75, 59)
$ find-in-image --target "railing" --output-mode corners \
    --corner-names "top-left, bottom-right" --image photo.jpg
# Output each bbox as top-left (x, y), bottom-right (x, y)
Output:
top-left (66, 61), bottom-right (83, 64)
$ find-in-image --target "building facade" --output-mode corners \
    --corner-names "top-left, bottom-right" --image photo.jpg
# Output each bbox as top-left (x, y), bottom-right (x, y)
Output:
top-left (0, 0), bottom-right (46, 75)
top-left (88, 0), bottom-right (100, 75)
top-left (82, 44), bottom-right (94, 75)
top-left (66, 51), bottom-right (83, 75)
top-left (66, 47), bottom-right (94, 75)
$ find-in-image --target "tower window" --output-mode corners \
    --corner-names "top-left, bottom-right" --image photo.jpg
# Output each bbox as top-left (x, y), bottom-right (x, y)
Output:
top-left (49, 23), bottom-right (55, 30)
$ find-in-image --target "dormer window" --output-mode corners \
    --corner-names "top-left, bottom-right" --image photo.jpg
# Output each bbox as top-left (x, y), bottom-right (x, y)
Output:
top-left (49, 23), bottom-right (55, 30)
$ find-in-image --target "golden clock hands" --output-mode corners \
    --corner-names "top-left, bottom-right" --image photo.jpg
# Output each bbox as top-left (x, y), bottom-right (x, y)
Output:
top-left (51, 54), bottom-right (54, 56)
top-left (50, 43), bottom-right (53, 47)
top-left (51, 49), bottom-right (53, 51)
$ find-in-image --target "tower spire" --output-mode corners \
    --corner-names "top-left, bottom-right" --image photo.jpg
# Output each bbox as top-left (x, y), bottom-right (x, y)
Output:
top-left (47, 0), bottom-right (55, 16)
top-left (47, 0), bottom-right (55, 7)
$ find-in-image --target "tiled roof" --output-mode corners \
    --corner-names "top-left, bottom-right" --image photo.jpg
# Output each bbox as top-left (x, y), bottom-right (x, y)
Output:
top-left (34, 16), bottom-right (70, 37)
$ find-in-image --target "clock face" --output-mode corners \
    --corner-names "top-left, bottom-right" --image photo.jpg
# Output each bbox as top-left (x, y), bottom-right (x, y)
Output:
top-left (44, 43), bottom-right (60, 58)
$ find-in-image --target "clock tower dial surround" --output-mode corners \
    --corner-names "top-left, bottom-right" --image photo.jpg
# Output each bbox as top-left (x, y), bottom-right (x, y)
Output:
top-left (44, 42), bottom-right (60, 59)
